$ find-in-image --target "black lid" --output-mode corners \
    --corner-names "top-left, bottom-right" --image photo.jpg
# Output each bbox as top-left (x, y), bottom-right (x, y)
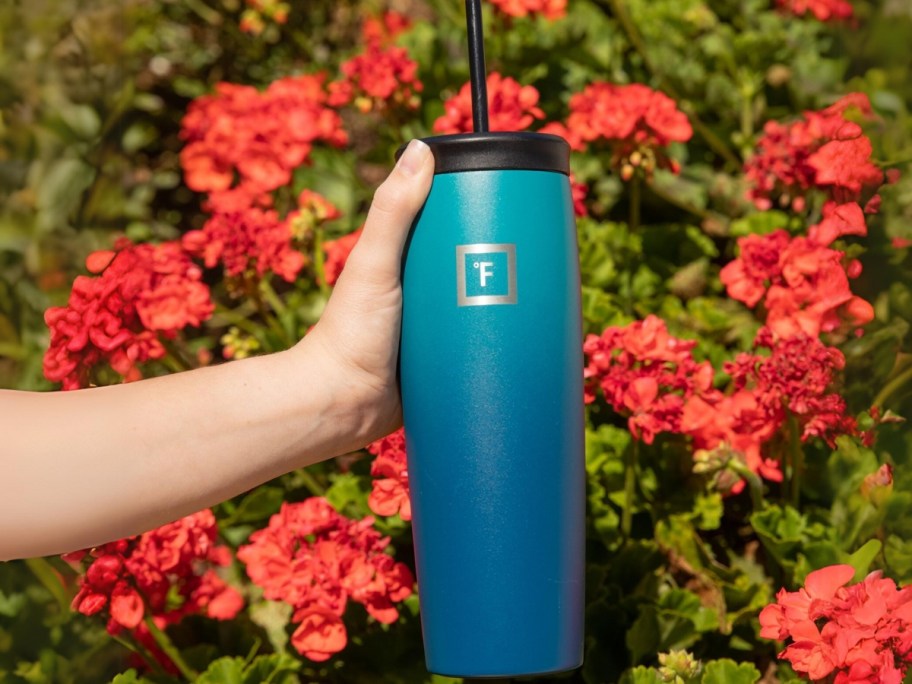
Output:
top-left (396, 132), bottom-right (570, 175)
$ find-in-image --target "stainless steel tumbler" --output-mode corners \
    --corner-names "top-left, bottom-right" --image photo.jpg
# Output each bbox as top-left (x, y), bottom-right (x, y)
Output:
top-left (399, 131), bottom-right (586, 677)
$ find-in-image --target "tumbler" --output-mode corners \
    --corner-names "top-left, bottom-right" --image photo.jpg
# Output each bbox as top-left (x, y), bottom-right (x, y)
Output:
top-left (399, 131), bottom-right (586, 678)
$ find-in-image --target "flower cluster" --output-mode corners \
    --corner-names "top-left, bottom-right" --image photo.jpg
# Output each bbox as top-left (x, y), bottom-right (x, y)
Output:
top-left (329, 43), bottom-right (422, 113)
top-left (44, 240), bottom-right (213, 389)
top-left (361, 11), bottom-right (412, 46)
top-left (744, 94), bottom-right (881, 211)
top-left (586, 316), bottom-right (860, 484)
top-left (759, 564), bottom-right (912, 683)
top-left (65, 510), bottom-right (242, 635)
top-left (720, 218), bottom-right (873, 339)
top-left (776, 0), bottom-right (854, 22)
top-left (684, 329), bottom-right (859, 484)
top-left (180, 75), bottom-right (347, 195)
top-left (433, 72), bottom-right (545, 134)
top-left (366, 428), bottom-right (411, 521)
top-left (182, 197), bottom-right (301, 283)
top-left (239, 0), bottom-right (289, 35)
top-left (237, 498), bottom-right (414, 661)
top-left (488, 0), bottom-right (567, 20)
top-left (541, 82), bottom-right (692, 178)
top-left (583, 315), bottom-right (715, 444)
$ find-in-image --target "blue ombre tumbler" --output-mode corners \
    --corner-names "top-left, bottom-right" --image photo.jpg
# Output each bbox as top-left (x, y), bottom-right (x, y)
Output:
top-left (399, 131), bottom-right (585, 677)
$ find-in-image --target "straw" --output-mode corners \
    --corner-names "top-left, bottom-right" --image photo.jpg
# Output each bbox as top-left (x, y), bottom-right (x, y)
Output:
top-left (465, 0), bottom-right (489, 133)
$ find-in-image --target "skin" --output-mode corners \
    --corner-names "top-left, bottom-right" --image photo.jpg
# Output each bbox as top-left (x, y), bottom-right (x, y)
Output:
top-left (0, 139), bottom-right (434, 561)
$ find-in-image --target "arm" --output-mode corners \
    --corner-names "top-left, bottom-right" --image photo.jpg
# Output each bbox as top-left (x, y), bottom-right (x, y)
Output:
top-left (0, 140), bottom-right (434, 561)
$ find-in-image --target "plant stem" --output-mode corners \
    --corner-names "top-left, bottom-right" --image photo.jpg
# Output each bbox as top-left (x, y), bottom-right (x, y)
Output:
top-left (260, 278), bottom-right (290, 319)
top-left (629, 175), bottom-right (641, 232)
top-left (160, 338), bottom-right (196, 371)
top-left (604, 0), bottom-right (741, 168)
top-left (313, 227), bottom-right (332, 298)
top-left (647, 182), bottom-right (713, 221)
top-left (728, 460), bottom-right (765, 511)
top-left (111, 633), bottom-right (167, 677)
top-left (24, 557), bottom-right (71, 613)
top-left (622, 438), bottom-right (640, 540)
top-left (297, 467), bottom-right (327, 497)
top-left (144, 615), bottom-right (198, 681)
top-left (873, 361), bottom-right (912, 409)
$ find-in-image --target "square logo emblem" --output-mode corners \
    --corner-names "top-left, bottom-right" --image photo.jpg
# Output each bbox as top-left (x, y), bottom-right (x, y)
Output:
top-left (456, 243), bottom-right (517, 306)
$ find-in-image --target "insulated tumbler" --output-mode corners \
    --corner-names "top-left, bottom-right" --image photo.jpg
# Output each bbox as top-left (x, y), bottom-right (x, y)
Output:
top-left (399, 131), bottom-right (585, 678)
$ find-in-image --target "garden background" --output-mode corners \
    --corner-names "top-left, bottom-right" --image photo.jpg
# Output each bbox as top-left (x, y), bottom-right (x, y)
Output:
top-left (2, 0), bottom-right (912, 682)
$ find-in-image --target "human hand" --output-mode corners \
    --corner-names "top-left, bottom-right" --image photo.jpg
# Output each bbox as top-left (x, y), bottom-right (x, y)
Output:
top-left (300, 139), bottom-right (434, 449)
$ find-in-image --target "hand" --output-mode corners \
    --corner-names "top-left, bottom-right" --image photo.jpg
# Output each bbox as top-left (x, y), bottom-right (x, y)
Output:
top-left (302, 139), bottom-right (434, 448)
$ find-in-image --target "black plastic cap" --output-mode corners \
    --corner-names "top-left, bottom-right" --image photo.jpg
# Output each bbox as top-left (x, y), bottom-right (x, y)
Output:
top-left (395, 132), bottom-right (570, 175)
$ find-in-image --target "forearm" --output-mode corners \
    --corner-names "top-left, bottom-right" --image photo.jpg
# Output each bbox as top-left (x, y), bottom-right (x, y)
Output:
top-left (0, 339), bottom-right (371, 560)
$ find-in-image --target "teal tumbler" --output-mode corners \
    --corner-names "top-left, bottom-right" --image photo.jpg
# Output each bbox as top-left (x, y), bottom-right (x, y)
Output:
top-left (398, 132), bottom-right (585, 677)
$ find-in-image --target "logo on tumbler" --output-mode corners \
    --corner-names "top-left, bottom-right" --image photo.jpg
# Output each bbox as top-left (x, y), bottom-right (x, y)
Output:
top-left (456, 243), bottom-right (517, 307)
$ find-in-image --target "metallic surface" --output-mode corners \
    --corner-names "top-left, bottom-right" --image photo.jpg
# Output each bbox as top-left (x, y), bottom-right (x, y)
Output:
top-left (400, 168), bottom-right (585, 677)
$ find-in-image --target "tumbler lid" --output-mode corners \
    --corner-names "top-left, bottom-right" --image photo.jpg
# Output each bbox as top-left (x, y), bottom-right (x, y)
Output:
top-left (396, 132), bottom-right (570, 176)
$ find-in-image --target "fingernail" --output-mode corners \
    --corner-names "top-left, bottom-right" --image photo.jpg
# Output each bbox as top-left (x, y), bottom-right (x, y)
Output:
top-left (397, 139), bottom-right (430, 176)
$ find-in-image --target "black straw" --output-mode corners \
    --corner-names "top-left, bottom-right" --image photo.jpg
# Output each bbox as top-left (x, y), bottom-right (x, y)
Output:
top-left (465, 0), bottom-right (489, 133)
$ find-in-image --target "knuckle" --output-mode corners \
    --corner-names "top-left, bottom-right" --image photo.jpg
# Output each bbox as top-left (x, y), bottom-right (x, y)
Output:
top-left (370, 178), bottom-right (407, 216)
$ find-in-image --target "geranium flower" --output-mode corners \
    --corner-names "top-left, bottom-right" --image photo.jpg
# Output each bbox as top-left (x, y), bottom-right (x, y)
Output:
top-left (543, 82), bottom-right (692, 178)
top-left (367, 428), bottom-right (411, 521)
top-left (760, 565), bottom-right (912, 683)
top-left (44, 240), bottom-right (214, 389)
top-left (433, 72), bottom-right (545, 134)
top-left (237, 498), bottom-right (414, 662)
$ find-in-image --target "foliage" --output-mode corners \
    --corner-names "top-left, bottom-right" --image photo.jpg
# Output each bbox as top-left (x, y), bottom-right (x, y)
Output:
top-left (1, 0), bottom-right (912, 682)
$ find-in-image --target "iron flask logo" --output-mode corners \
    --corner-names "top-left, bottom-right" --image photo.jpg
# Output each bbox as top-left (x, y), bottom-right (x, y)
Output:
top-left (456, 243), bottom-right (517, 306)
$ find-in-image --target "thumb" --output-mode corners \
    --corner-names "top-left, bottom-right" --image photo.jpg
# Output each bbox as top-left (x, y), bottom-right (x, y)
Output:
top-left (337, 139), bottom-right (434, 289)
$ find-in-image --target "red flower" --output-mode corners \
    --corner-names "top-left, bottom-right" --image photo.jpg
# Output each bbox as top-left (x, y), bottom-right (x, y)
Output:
top-left (237, 498), bottom-right (414, 662)
top-left (776, 0), bottom-right (854, 22)
top-left (66, 509), bottom-right (242, 638)
top-left (43, 240), bottom-right (214, 389)
top-left (760, 565), bottom-right (912, 683)
top-left (570, 174), bottom-right (589, 218)
top-left (727, 329), bottom-right (859, 447)
top-left (808, 202), bottom-right (867, 247)
top-left (720, 230), bottom-right (791, 308)
top-left (182, 195), bottom-right (305, 283)
top-left (583, 315), bottom-right (713, 443)
top-left (322, 228), bottom-right (363, 286)
top-left (488, 0), bottom-right (567, 20)
top-left (367, 429), bottom-right (411, 521)
top-left (291, 609), bottom-right (348, 662)
top-left (808, 137), bottom-right (883, 203)
top-left (546, 82), bottom-right (691, 178)
top-left (361, 11), bottom-right (412, 45)
top-left (329, 42), bottom-right (422, 113)
top-left (745, 94), bottom-right (881, 210)
top-left (722, 228), bottom-right (872, 340)
top-left (180, 75), bottom-right (346, 195)
top-left (433, 72), bottom-right (545, 134)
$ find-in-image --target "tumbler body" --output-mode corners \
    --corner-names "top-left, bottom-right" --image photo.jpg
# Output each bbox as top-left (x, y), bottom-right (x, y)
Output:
top-left (400, 136), bottom-right (585, 678)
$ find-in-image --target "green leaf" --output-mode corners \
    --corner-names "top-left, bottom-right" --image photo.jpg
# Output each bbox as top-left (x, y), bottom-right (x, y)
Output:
top-left (848, 539), bottom-right (882, 580)
top-left (701, 659), bottom-right (760, 684)
top-left (227, 486), bottom-right (284, 525)
top-left (324, 471), bottom-right (370, 516)
top-left (729, 211), bottom-right (790, 237)
top-left (242, 653), bottom-right (301, 684)
top-left (196, 656), bottom-right (245, 684)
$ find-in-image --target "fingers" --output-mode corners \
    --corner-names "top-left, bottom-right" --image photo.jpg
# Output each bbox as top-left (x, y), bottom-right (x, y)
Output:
top-left (339, 139), bottom-right (434, 287)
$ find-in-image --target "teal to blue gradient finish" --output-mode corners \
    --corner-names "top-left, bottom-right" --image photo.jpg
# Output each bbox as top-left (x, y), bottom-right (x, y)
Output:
top-left (400, 168), bottom-right (585, 677)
